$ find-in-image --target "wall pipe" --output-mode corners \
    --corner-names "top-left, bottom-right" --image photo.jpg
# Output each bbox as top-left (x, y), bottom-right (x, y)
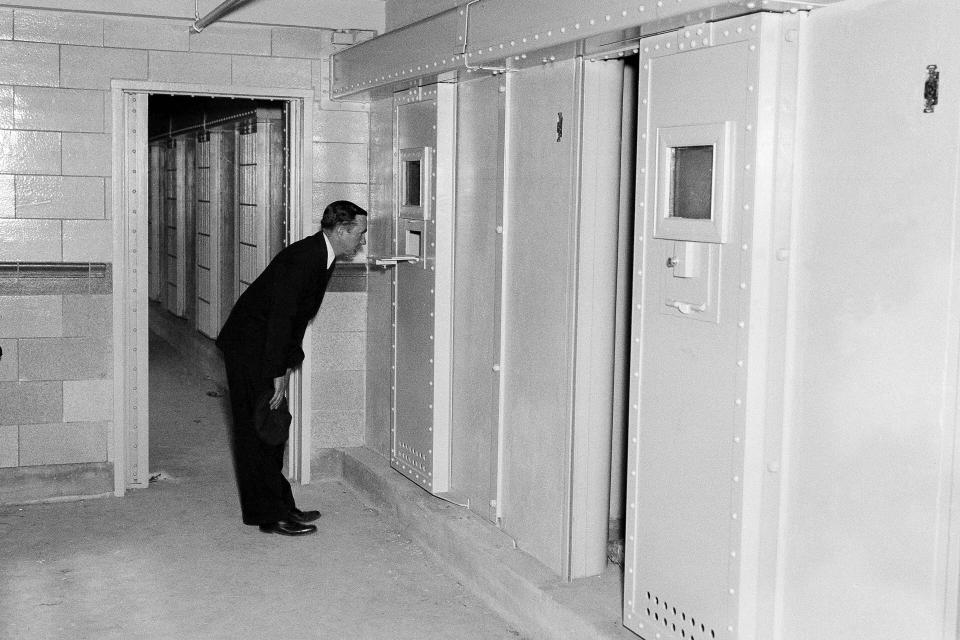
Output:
top-left (191, 0), bottom-right (254, 33)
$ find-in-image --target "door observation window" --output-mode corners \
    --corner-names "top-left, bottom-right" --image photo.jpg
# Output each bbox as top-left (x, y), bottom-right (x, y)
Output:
top-left (399, 147), bottom-right (432, 220)
top-left (654, 122), bottom-right (734, 243)
top-left (670, 145), bottom-right (714, 220)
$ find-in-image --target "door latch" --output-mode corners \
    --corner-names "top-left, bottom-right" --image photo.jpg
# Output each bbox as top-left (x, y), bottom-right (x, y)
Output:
top-left (373, 255), bottom-right (420, 267)
top-left (665, 298), bottom-right (707, 314)
top-left (924, 64), bottom-right (939, 113)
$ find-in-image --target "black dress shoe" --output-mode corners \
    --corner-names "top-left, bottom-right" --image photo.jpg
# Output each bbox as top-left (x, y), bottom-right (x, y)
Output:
top-left (288, 507), bottom-right (321, 524)
top-left (258, 520), bottom-right (317, 536)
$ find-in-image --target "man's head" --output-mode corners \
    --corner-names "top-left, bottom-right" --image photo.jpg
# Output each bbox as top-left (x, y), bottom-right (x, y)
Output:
top-left (321, 200), bottom-right (368, 259)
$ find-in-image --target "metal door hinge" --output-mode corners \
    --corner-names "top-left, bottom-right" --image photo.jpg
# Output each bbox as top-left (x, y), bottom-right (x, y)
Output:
top-left (924, 64), bottom-right (939, 113)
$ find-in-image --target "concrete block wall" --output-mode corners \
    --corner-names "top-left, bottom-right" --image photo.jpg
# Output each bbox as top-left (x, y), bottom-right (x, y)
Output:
top-left (0, 4), bottom-right (372, 491)
top-left (312, 293), bottom-right (367, 451)
top-left (0, 285), bottom-right (113, 469)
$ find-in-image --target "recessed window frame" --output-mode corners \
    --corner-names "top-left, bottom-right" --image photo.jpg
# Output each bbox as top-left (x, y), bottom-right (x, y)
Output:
top-left (399, 146), bottom-right (432, 220)
top-left (654, 122), bottom-right (735, 244)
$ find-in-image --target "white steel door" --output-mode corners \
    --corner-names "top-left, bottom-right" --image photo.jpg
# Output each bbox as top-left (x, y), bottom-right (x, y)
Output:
top-left (499, 58), bottom-right (579, 576)
top-left (391, 89), bottom-right (441, 491)
top-left (623, 15), bottom-right (796, 640)
top-left (387, 82), bottom-right (457, 495)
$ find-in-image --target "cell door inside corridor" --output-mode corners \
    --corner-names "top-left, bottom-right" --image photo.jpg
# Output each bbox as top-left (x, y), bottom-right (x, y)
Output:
top-left (389, 85), bottom-right (454, 494)
top-left (622, 14), bottom-right (797, 640)
top-left (235, 110), bottom-right (286, 300)
top-left (162, 139), bottom-right (186, 317)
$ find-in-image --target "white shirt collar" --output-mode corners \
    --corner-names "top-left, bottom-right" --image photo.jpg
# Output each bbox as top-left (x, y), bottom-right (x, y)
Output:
top-left (321, 231), bottom-right (335, 269)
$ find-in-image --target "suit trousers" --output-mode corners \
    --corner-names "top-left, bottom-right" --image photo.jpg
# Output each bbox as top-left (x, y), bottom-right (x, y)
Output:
top-left (223, 356), bottom-right (295, 525)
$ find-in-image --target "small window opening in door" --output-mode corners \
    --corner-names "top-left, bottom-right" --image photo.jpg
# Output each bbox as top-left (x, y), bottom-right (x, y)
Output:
top-left (669, 145), bottom-right (713, 220)
top-left (399, 147), bottom-right (431, 220)
top-left (405, 229), bottom-right (422, 257)
top-left (403, 158), bottom-right (422, 207)
top-left (654, 121), bottom-right (733, 244)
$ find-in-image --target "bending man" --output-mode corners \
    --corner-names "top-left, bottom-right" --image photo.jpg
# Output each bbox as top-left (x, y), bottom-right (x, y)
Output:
top-left (216, 200), bottom-right (368, 536)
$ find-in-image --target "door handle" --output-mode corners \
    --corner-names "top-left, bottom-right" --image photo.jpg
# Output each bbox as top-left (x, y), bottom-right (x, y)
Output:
top-left (665, 298), bottom-right (706, 314)
top-left (373, 255), bottom-right (420, 267)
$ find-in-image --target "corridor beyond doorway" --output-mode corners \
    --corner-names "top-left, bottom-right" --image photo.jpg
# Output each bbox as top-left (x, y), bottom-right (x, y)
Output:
top-left (0, 333), bottom-right (525, 640)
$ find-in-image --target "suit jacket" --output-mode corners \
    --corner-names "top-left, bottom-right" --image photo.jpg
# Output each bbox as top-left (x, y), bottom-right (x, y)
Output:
top-left (216, 232), bottom-right (335, 380)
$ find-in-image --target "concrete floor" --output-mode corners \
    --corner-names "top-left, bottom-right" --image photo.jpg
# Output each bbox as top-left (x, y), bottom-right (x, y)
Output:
top-left (0, 334), bottom-right (528, 640)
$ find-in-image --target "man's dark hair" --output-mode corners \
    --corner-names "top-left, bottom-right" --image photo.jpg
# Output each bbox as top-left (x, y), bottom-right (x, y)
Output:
top-left (320, 200), bottom-right (367, 230)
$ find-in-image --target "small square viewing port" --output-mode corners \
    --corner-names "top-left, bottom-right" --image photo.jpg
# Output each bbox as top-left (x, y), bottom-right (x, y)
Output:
top-left (405, 229), bottom-right (422, 257)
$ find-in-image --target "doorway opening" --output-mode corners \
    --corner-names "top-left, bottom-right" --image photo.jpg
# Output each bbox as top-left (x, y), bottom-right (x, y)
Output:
top-left (145, 94), bottom-right (288, 489)
top-left (111, 83), bottom-right (315, 496)
top-left (605, 51), bottom-right (640, 571)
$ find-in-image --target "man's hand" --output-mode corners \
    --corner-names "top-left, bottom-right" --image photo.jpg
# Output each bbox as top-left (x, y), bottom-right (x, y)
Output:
top-left (270, 369), bottom-right (292, 410)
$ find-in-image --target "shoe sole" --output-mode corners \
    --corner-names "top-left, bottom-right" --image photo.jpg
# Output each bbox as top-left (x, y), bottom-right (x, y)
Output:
top-left (259, 525), bottom-right (317, 536)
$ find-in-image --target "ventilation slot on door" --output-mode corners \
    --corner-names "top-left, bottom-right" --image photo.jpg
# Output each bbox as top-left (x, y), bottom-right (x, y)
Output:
top-left (395, 439), bottom-right (429, 475)
top-left (643, 591), bottom-right (717, 640)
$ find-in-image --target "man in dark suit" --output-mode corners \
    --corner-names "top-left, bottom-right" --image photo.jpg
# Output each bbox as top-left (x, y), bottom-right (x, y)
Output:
top-left (216, 200), bottom-right (367, 536)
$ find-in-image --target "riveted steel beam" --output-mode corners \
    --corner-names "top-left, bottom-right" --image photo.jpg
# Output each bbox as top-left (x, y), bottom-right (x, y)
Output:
top-left (331, 0), bottom-right (839, 99)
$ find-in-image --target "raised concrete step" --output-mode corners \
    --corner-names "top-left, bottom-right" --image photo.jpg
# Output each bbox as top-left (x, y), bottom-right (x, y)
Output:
top-left (337, 446), bottom-right (638, 640)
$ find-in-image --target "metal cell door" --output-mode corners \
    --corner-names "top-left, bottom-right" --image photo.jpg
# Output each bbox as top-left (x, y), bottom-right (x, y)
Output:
top-left (499, 57), bottom-right (579, 576)
top-left (163, 139), bottom-right (186, 316)
top-left (236, 120), bottom-right (263, 299)
top-left (194, 129), bottom-right (236, 338)
top-left (235, 113), bottom-right (285, 300)
top-left (391, 89), bottom-right (440, 491)
top-left (148, 142), bottom-right (163, 302)
top-left (195, 133), bottom-right (213, 335)
top-left (623, 15), bottom-right (794, 640)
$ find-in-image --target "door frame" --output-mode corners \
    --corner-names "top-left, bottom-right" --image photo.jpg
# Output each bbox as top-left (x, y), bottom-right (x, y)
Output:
top-left (110, 80), bottom-right (315, 496)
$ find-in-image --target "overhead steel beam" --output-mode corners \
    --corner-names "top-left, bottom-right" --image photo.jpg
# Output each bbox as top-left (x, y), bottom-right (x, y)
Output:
top-left (331, 0), bottom-right (839, 99)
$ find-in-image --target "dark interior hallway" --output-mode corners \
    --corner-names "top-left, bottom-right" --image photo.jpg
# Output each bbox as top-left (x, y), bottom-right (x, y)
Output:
top-left (0, 332), bottom-right (527, 640)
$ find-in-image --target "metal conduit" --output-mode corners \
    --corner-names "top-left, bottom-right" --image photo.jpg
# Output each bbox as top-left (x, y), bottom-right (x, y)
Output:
top-left (191, 0), bottom-right (254, 33)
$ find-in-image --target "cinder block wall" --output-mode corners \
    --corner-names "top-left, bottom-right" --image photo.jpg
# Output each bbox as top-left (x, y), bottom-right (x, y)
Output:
top-left (0, 5), bottom-right (371, 498)
top-left (312, 293), bottom-right (367, 451)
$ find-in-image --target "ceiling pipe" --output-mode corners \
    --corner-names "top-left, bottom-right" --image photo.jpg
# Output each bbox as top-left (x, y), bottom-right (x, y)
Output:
top-left (191, 0), bottom-right (254, 33)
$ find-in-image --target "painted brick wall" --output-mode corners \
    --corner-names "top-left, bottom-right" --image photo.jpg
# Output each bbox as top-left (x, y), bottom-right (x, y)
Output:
top-left (0, 5), bottom-right (370, 477)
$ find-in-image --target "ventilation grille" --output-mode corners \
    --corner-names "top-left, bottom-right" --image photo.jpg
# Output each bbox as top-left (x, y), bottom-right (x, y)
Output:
top-left (642, 591), bottom-right (717, 640)
top-left (394, 438), bottom-right (428, 474)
